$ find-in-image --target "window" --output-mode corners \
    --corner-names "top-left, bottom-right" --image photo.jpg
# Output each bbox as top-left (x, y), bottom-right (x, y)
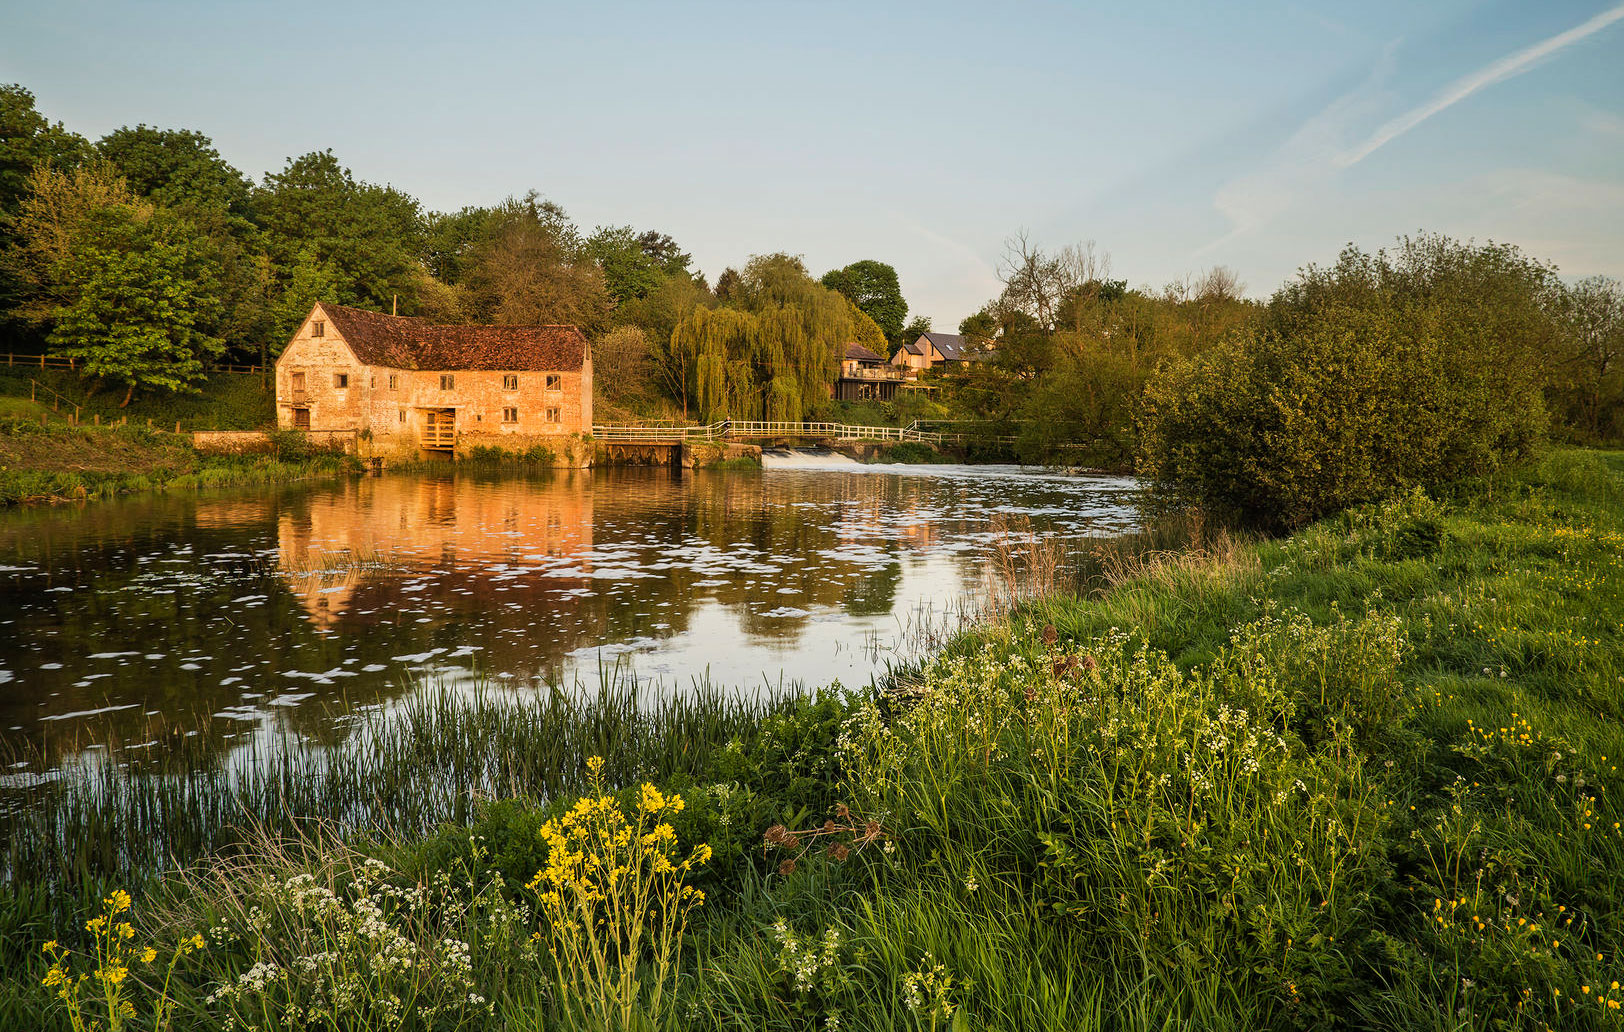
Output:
top-left (292, 407), bottom-right (310, 429)
top-left (545, 407), bottom-right (561, 424)
top-left (334, 373), bottom-right (348, 389)
top-left (502, 407), bottom-right (518, 423)
top-left (369, 374), bottom-right (376, 389)
top-left (388, 374), bottom-right (399, 390)
top-left (398, 409), bottom-right (406, 423)
top-left (311, 320), bottom-right (324, 338)
top-left (440, 374), bottom-right (455, 390)
top-left (290, 371), bottom-right (305, 391)
top-left (545, 374), bottom-right (562, 391)
top-left (502, 374), bottom-right (519, 390)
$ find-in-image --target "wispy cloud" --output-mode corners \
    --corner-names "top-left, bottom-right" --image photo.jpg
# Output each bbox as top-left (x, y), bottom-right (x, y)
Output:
top-left (1338, 3), bottom-right (1624, 168)
top-left (1206, 4), bottom-right (1624, 250)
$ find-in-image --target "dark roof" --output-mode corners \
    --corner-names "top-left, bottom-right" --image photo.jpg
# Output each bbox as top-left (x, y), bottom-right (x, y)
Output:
top-left (900, 337), bottom-right (927, 356)
top-left (317, 303), bottom-right (588, 372)
top-left (921, 331), bottom-right (967, 362)
top-left (843, 342), bottom-right (886, 364)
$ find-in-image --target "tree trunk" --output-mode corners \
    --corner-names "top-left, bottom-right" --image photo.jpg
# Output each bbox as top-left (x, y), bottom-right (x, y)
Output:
top-left (119, 383), bottom-right (134, 408)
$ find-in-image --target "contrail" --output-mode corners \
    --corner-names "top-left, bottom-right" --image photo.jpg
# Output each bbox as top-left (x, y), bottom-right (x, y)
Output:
top-left (1338, 2), bottom-right (1624, 168)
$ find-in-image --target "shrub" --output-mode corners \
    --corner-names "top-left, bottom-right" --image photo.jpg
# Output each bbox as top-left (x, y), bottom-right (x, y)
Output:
top-left (1138, 235), bottom-right (1554, 530)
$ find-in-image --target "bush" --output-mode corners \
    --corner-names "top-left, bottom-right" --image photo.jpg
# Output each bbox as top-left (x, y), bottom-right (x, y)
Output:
top-left (1138, 235), bottom-right (1554, 530)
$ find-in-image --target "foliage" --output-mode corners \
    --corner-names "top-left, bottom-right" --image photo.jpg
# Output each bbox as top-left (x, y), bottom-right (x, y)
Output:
top-left (460, 192), bottom-right (607, 330)
top-left (526, 756), bottom-right (710, 1030)
top-left (668, 254), bottom-right (884, 421)
top-left (821, 260), bottom-right (908, 344)
top-left (47, 204), bottom-right (225, 404)
top-left (1138, 235), bottom-right (1555, 529)
top-left (254, 150), bottom-right (425, 316)
top-left (96, 126), bottom-right (252, 219)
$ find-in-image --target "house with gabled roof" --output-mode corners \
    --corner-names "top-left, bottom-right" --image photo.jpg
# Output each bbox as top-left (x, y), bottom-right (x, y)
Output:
top-left (891, 331), bottom-right (974, 373)
top-left (275, 302), bottom-right (592, 461)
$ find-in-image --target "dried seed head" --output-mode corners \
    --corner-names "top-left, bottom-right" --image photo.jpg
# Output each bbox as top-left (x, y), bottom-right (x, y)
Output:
top-left (778, 858), bottom-right (797, 877)
top-left (834, 802), bottom-right (851, 819)
top-left (1042, 624), bottom-right (1058, 645)
top-left (829, 843), bottom-right (851, 862)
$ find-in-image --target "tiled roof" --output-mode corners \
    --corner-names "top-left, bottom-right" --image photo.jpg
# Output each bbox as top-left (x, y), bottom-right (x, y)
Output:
top-left (317, 303), bottom-right (588, 372)
top-left (843, 342), bottom-right (886, 364)
top-left (921, 332), bottom-right (967, 361)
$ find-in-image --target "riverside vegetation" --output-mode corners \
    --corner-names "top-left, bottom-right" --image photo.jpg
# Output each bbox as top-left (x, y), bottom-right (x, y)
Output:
top-left (0, 418), bottom-right (362, 506)
top-left (0, 448), bottom-right (1619, 1030)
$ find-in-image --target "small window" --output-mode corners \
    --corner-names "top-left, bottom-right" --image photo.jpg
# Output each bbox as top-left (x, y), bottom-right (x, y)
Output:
top-left (545, 407), bottom-right (561, 424)
top-left (369, 374), bottom-right (376, 389)
top-left (334, 373), bottom-right (348, 389)
top-left (545, 373), bottom-right (562, 391)
top-left (311, 320), bottom-right (324, 338)
top-left (290, 371), bottom-right (305, 391)
top-left (503, 374), bottom-right (518, 390)
top-left (502, 407), bottom-right (518, 423)
top-left (388, 374), bottom-right (399, 390)
top-left (293, 407), bottom-right (310, 429)
top-left (440, 374), bottom-right (455, 391)
top-left (398, 409), bottom-right (406, 423)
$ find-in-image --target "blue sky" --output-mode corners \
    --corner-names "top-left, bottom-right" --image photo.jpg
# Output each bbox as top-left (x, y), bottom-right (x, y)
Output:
top-left (3, 0), bottom-right (1621, 327)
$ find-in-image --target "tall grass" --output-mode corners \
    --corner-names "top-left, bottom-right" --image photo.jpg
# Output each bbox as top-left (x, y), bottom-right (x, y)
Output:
top-left (0, 672), bottom-right (794, 889)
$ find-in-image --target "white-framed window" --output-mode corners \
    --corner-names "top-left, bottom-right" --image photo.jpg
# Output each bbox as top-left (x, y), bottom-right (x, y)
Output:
top-left (502, 407), bottom-right (518, 423)
top-left (544, 373), bottom-right (562, 391)
top-left (311, 320), bottom-right (324, 338)
top-left (545, 407), bottom-right (561, 423)
top-left (334, 373), bottom-right (348, 389)
top-left (388, 373), bottom-right (399, 390)
top-left (503, 374), bottom-right (518, 390)
top-left (440, 374), bottom-right (455, 390)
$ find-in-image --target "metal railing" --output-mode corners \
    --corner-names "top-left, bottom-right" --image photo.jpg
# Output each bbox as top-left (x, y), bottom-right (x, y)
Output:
top-left (592, 420), bottom-right (952, 444)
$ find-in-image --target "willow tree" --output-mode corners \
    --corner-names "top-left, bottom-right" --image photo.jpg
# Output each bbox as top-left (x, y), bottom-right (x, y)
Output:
top-left (666, 253), bottom-right (886, 422)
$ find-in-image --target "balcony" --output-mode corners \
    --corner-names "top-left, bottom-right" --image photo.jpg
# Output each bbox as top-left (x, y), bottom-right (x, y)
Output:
top-left (839, 366), bottom-right (914, 382)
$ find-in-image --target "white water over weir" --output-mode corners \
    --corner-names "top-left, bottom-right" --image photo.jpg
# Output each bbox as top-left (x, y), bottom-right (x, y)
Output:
top-left (759, 447), bottom-right (862, 469)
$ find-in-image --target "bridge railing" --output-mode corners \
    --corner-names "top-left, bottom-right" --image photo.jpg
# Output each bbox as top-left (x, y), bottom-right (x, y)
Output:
top-left (592, 420), bottom-right (949, 444)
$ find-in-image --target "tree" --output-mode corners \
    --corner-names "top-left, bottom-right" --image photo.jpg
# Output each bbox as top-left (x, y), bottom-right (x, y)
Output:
top-left (820, 260), bottom-right (907, 343)
top-left (0, 86), bottom-right (90, 329)
top-left (48, 204), bottom-right (224, 405)
top-left (1552, 276), bottom-right (1624, 441)
top-left (462, 192), bottom-right (607, 329)
top-left (1138, 235), bottom-right (1556, 529)
top-left (593, 325), bottom-right (654, 402)
top-left (585, 225), bottom-right (691, 306)
top-left (0, 85), bottom-right (88, 216)
top-left (5, 161), bottom-right (138, 327)
top-left (97, 125), bottom-right (252, 217)
top-left (254, 150), bottom-right (424, 313)
top-left (996, 235), bottom-right (1109, 331)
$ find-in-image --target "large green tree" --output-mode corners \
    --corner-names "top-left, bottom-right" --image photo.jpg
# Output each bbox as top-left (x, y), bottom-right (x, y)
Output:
top-left (48, 203), bottom-right (224, 405)
top-left (97, 125), bottom-right (252, 218)
top-left (254, 150), bottom-right (424, 314)
top-left (820, 259), bottom-right (907, 343)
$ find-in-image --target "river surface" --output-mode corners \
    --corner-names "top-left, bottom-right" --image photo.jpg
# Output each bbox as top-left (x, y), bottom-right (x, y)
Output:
top-left (0, 463), bottom-right (1138, 762)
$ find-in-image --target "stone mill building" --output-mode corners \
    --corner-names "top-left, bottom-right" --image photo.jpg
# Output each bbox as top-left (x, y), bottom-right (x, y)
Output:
top-left (275, 302), bottom-right (592, 461)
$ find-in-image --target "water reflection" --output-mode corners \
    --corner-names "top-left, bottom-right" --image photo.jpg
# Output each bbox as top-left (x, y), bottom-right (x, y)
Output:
top-left (0, 466), bottom-right (1138, 759)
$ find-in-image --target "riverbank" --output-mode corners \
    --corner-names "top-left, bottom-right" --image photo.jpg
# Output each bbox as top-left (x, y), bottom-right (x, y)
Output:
top-left (2, 450), bottom-right (1620, 1030)
top-left (0, 419), bottom-right (363, 506)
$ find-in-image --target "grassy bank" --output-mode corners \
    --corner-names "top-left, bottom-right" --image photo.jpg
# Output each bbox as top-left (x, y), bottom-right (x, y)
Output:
top-left (0, 419), bottom-right (362, 506)
top-left (2, 450), bottom-right (1621, 1030)
top-left (0, 367), bottom-right (275, 431)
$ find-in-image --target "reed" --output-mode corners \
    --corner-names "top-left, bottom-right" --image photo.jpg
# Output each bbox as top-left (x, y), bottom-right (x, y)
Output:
top-left (0, 669), bottom-right (795, 889)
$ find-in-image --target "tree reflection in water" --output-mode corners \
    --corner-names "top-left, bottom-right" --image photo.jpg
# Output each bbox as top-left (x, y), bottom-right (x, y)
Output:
top-left (0, 465), bottom-right (1139, 763)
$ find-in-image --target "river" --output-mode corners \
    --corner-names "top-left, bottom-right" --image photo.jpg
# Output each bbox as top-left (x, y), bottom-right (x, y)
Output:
top-left (0, 462), bottom-right (1138, 764)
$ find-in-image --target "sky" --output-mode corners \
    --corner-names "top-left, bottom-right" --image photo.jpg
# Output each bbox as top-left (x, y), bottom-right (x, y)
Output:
top-left (3, 0), bottom-right (1621, 329)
